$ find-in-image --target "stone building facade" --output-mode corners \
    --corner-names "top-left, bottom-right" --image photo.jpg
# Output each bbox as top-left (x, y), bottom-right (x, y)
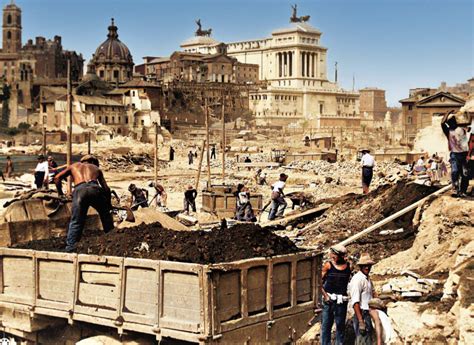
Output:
top-left (135, 52), bottom-right (258, 84)
top-left (181, 15), bottom-right (359, 128)
top-left (359, 87), bottom-right (387, 121)
top-left (0, 1), bottom-right (83, 126)
top-left (399, 90), bottom-right (466, 142)
top-left (89, 18), bottom-right (134, 84)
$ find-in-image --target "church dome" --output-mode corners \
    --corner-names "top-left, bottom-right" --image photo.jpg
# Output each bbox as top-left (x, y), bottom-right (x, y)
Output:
top-left (92, 18), bottom-right (133, 65)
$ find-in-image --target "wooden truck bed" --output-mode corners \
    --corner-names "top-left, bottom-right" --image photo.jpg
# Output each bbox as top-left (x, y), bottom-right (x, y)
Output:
top-left (0, 248), bottom-right (322, 343)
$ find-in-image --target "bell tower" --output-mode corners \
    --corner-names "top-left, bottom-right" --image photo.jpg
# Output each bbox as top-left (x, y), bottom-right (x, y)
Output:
top-left (3, 1), bottom-right (22, 53)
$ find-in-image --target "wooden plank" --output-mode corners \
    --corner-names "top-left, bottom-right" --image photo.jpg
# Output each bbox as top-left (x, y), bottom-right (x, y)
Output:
top-left (216, 271), bottom-right (240, 322)
top-left (247, 266), bottom-right (266, 314)
top-left (261, 204), bottom-right (331, 227)
top-left (296, 259), bottom-right (312, 280)
top-left (38, 259), bottom-right (75, 303)
top-left (77, 283), bottom-right (119, 310)
top-left (272, 263), bottom-right (290, 308)
top-left (161, 271), bottom-right (201, 325)
top-left (80, 263), bottom-right (121, 274)
top-left (81, 272), bottom-right (120, 285)
top-left (2, 257), bottom-right (34, 299)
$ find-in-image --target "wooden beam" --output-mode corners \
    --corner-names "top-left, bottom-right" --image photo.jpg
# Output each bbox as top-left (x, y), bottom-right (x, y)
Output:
top-left (261, 204), bottom-right (331, 227)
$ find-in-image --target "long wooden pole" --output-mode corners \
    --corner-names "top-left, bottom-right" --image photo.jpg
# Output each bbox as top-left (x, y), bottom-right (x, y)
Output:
top-left (66, 59), bottom-right (72, 195)
top-left (42, 126), bottom-right (46, 155)
top-left (336, 184), bottom-right (452, 248)
top-left (205, 98), bottom-right (211, 190)
top-left (87, 131), bottom-right (91, 154)
top-left (154, 122), bottom-right (159, 185)
top-left (221, 92), bottom-right (225, 183)
top-left (195, 140), bottom-right (206, 191)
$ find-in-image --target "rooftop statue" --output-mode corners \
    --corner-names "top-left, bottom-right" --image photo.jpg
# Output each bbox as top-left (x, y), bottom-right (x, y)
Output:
top-left (290, 4), bottom-right (310, 23)
top-left (195, 19), bottom-right (212, 37)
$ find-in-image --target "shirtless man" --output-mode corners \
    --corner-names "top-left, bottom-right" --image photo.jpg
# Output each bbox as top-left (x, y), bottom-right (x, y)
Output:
top-left (54, 155), bottom-right (114, 252)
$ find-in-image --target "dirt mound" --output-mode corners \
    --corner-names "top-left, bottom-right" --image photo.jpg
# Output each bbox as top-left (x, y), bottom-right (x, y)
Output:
top-left (302, 181), bottom-right (439, 260)
top-left (16, 223), bottom-right (300, 264)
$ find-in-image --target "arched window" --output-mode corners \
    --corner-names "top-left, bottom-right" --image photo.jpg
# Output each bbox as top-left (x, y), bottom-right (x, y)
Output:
top-left (7, 15), bottom-right (11, 24)
top-left (7, 31), bottom-right (11, 40)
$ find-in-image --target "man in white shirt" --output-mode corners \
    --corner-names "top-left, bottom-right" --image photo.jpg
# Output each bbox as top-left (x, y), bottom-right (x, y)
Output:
top-left (34, 154), bottom-right (49, 189)
top-left (360, 149), bottom-right (375, 195)
top-left (441, 111), bottom-right (470, 197)
top-left (348, 253), bottom-right (376, 345)
top-left (268, 173), bottom-right (288, 220)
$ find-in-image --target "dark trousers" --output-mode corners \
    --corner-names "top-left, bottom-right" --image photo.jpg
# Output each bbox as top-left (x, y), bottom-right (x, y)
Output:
top-left (184, 198), bottom-right (196, 212)
top-left (362, 166), bottom-right (373, 187)
top-left (321, 300), bottom-right (348, 345)
top-left (450, 152), bottom-right (469, 194)
top-left (353, 310), bottom-right (373, 345)
top-left (34, 171), bottom-right (45, 189)
top-left (66, 182), bottom-right (114, 252)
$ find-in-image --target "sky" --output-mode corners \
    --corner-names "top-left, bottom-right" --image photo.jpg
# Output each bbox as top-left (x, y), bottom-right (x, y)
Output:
top-left (14, 0), bottom-right (474, 106)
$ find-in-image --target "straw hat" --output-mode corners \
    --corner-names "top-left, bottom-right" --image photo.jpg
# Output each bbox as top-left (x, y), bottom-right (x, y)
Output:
top-left (330, 244), bottom-right (347, 256)
top-left (357, 253), bottom-right (375, 266)
top-left (360, 148), bottom-right (371, 153)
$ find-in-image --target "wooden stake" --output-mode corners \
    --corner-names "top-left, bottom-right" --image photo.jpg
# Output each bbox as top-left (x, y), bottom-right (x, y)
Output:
top-left (42, 126), bottom-right (46, 155)
top-left (221, 92), bottom-right (225, 183)
top-left (66, 59), bottom-right (72, 195)
top-left (205, 98), bottom-right (211, 190)
top-left (195, 140), bottom-right (206, 191)
top-left (154, 122), bottom-right (159, 185)
top-left (87, 131), bottom-right (91, 154)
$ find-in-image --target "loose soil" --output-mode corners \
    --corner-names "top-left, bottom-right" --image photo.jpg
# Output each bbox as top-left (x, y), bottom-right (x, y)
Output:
top-left (302, 181), bottom-right (439, 261)
top-left (16, 223), bottom-right (300, 264)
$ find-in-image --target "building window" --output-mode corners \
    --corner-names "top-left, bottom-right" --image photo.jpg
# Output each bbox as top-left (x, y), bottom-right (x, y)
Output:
top-left (319, 103), bottom-right (324, 114)
top-left (99, 70), bottom-right (104, 78)
top-left (7, 14), bottom-right (11, 24)
top-left (408, 105), bottom-right (413, 110)
top-left (407, 117), bottom-right (413, 124)
top-left (114, 70), bottom-right (119, 79)
top-left (7, 31), bottom-right (11, 40)
top-left (99, 116), bottom-right (102, 123)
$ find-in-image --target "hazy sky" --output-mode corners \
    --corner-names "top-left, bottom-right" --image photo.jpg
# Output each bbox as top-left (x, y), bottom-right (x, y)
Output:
top-left (15, 0), bottom-right (474, 105)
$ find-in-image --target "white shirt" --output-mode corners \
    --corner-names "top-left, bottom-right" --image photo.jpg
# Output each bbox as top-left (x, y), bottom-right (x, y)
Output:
top-left (416, 158), bottom-right (425, 167)
top-left (35, 161), bottom-right (49, 175)
top-left (272, 180), bottom-right (285, 192)
top-left (348, 271), bottom-right (373, 310)
top-left (361, 153), bottom-right (375, 168)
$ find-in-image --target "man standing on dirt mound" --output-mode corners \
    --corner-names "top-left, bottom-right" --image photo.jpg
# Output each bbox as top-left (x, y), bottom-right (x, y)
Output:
top-left (54, 155), bottom-right (114, 252)
top-left (360, 149), bottom-right (375, 194)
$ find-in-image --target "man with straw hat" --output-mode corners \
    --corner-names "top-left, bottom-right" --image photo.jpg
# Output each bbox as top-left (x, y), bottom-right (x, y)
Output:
top-left (348, 253), bottom-right (376, 344)
top-left (321, 244), bottom-right (351, 345)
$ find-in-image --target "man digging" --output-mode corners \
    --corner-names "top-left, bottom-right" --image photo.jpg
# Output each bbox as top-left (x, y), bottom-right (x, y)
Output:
top-left (54, 155), bottom-right (114, 252)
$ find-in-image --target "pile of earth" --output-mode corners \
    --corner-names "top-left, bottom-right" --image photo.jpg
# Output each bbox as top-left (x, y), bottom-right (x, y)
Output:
top-left (302, 180), bottom-right (439, 261)
top-left (16, 223), bottom-right (300, 264)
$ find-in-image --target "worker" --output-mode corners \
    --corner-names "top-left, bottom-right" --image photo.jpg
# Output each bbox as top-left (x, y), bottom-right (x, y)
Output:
top-left (348, 253), bottom-right (376, 345)
top-left (413, 156), bottom-right (426, 174)
top-left (441, 111), bottom-right (469, 197)
top-left (268, 173), bottom-right (288, 220)
top-left (184, 184), bottom-right (197, 214)
top-left (236, 186), bottom-right (256, 222)
top-left (149, 181), bottom-right (168, 209)
top-left (211, 145), bottom-right (216, 159)
top-left (5, 156), bottom-right (13, 178)
top-left (33, 154), bottom-right (49, 189)
top-left (368, 298), bottom-right (394, 345)
top-left (128, 183), bottom-right (149, 210)
top-left (320, 244), bottom-right (351, 345)
top-left (54, 155), bottom-right (114, 252)
top-left (360, 149), bottom-right (375, 194)
top-left (169, 146), bottom-right (175, 162)
top-left (188, 151), bottom-right (194, 165)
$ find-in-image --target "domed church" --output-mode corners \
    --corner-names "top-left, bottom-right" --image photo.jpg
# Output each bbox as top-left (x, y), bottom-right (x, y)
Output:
top-left (89, 18), bottom-right (133, 84)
